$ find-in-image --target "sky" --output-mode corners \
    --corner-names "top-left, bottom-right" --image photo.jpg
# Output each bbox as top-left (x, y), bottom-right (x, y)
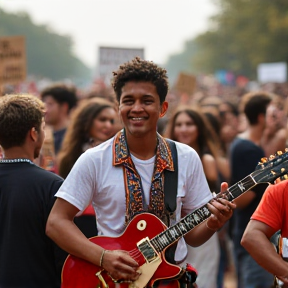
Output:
top-left (0, 0), bottom-right (217, 69)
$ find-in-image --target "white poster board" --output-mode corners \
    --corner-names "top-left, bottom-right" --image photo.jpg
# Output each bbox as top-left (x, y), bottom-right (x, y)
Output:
top-left (99, 46), bottom-right (144, 80)
top-left (257, 62), bottom-right (287, 83)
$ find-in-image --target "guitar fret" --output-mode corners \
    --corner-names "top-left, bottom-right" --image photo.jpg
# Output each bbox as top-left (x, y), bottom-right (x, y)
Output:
top-left (228, 175), bottom-right (256, 199)
top-left (150, 158), bottom-right (288, 253)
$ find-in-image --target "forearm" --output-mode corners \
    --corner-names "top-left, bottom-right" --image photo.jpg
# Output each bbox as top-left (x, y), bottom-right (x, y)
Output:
top-left (242, 229), bottom-right (288, 277)
top-left (184, 220), bottom-right (216, 247)
top-left (46, 215), bottom-right (103, 267)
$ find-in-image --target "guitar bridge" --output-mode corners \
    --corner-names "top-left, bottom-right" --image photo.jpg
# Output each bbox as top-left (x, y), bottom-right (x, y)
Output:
top-left (137, 237), bottom-right (158, 263)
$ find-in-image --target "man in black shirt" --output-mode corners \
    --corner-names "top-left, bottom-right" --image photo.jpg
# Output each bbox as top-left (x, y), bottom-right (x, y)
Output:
top-left (0, 94), bottom-right (66, 288)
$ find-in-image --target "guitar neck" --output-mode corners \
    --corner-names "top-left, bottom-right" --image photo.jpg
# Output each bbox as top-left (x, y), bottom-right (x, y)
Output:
top-left (150, 174), bottom-right (257, 253)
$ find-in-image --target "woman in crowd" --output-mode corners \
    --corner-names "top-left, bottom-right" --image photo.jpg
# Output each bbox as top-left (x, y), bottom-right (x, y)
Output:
top-left (165, 105), bottom-right (221, 288)
top-left (57, 97), bottom-right (117, 237)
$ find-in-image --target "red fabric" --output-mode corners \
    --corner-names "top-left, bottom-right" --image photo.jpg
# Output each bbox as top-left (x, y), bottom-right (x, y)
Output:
top-left (81, 204), bottom-right (95, 216)
top-left (251, 180), bottom-right (288, 237)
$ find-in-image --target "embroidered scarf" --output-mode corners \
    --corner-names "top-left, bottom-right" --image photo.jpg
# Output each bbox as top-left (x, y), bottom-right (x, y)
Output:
top-left (113, 129), bottom-right (174, 225)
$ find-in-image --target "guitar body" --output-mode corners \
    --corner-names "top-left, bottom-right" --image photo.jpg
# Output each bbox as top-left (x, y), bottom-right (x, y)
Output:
top-left (61, 213), bottom-right (182, 288)
top-left (62, 150), bottom-right (288, 288)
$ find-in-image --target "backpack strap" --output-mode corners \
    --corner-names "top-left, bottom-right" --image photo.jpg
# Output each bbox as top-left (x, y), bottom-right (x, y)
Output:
top-left (164, 139), bottom-right (178, 214)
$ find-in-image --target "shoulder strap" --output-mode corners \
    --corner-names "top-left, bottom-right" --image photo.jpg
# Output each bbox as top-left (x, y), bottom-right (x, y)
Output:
top-left (164, 139), bottom-right (178, 213)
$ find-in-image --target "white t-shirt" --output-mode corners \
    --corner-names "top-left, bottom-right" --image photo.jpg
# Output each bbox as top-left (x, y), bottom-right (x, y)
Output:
top-left (55, 137), bottom-right (212, 262)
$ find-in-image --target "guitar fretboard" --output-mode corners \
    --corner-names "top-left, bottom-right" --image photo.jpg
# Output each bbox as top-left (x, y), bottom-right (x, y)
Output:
top-left (150, 174), bottom-right (257, 253)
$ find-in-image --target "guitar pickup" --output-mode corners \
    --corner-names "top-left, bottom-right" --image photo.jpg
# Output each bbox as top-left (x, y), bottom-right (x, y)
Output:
top-left (137, 237), bottom-right (158, 263)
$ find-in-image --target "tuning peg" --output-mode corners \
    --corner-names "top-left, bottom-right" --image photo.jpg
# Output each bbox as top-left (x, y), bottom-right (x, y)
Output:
top-left (283, 174), bottom-right (288, 180)
top-left (261, 157), bottom-right (268, 163)
top-left (285, 148), bottom-right (288, 153)
top-left (269, 155), bottom-right (275, 160)
top-left (276, 151), bottom-right (283, 155)
top-left (281, 168), bottom-right (286, 173)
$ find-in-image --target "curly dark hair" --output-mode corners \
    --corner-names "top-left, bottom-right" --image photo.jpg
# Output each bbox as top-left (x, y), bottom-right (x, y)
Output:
top-left (0, 94), bottom-right (45, 149)
top-left (111, 57), bottom-right (169, 104)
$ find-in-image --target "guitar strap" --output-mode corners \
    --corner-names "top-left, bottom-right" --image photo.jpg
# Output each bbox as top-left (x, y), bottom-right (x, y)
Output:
top-left (164, 139), bottom-right (178, 265)
top-left (164, 139), bottom-right (178, 216)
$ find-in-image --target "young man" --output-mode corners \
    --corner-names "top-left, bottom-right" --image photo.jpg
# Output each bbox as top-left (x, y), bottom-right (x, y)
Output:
top-left (40, 83), bottom-right (78, 155)
top-left (0, 94), bottom-right (66, 288)
top-left (241, 179), bottom-right (288, 287)
top-left (46, 58), bottom-right (235, 285)
top-left (229, 91), bottom-right (274, 287)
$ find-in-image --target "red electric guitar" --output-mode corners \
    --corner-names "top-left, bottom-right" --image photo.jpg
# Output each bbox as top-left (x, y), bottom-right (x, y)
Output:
top-left (61, 151), bottom-right (288, 288)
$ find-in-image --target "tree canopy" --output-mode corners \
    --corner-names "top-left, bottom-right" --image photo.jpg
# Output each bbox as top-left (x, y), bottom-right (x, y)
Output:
top-left (0, 8), bottom-right (92, 84)
top-left (166, 0), bottom-right (288, 80)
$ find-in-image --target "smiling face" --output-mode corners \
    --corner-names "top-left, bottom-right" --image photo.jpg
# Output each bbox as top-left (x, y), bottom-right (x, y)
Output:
top-left (89, 107), bottom-right (116, 143)
top-left (173, 111), bottom-right (198, 146)
top-left (118, 81), bottom-right (168, 139)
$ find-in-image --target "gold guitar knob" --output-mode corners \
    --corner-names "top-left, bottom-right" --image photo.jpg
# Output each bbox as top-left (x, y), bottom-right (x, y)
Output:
top-left (261, 157), bottom-right (268, 163)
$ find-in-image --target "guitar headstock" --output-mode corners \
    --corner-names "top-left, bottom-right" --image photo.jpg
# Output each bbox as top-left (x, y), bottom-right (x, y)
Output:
top-left (253, 149), bottom-right (288, 184)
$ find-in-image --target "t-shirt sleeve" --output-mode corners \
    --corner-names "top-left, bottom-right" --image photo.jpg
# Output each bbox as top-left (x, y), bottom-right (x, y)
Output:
top-left (251, 181), bottom-right (286, 231)
top-left (55, 151), bottom-right (96, 211)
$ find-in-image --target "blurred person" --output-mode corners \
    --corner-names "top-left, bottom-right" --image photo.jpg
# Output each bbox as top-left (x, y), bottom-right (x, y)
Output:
top-left (46, 57), bottom-right (235, 288)
top-left (0, 94), bottom-right (66, 288)
top-left (241, 178), bottom-right (288, 288)
top-left (57, 97), bottom-right (117, 238)
top-left (165, 105), bottom-right (221, 288)
top-left (219, 100), bottom-right (240, 155)
top-left (261, 94), bottom-right (287, 157)
top-left (40, 83), bottom-right (78, 155)
top-left (58, 97), bottom-right (117, 178)
top-left (229, 91), bottom-right (274, 288)
top-left (204, 109), bottom-right (235, 288)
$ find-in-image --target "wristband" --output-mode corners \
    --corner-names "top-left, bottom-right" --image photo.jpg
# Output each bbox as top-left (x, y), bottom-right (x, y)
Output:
top-left (99, 249), bottom-right (106, 267)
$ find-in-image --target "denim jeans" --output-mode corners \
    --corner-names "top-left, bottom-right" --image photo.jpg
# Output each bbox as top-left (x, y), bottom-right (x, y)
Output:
top-left (235, 251), bottom-right (274, 288)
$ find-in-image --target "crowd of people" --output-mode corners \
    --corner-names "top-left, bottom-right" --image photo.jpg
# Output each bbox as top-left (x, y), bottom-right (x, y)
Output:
top-left (1, 57), bottom-right (288, 288)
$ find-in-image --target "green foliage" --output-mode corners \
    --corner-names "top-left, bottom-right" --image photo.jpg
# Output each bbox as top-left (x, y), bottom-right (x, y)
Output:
top-left (0, 8), bottom-right (92, 83)
top-left (166, 0), bottom-right (288, 79)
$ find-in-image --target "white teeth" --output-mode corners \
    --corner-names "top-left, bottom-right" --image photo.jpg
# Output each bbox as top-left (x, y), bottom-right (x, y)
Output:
top-left (132, 117), bottom-right (144, 120)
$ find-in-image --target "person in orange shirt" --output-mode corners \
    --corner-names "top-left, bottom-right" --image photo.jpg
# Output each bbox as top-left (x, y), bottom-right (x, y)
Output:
top-left (241, 179), bottom-right (288, 287)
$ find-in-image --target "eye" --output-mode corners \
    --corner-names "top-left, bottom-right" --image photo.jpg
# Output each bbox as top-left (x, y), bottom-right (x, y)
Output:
top-left (144, 99), bottom-right (153, 104)
top-left (122, 99), bottom-right (133, 105)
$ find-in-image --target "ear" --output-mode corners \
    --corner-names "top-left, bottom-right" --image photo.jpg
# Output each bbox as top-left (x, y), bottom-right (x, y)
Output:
top-left (30, 127), bottom-right (38, 142)
top-left (160, 101), bottom-right (168, 118)
top-left (61, 102), bottom-right (69, 115)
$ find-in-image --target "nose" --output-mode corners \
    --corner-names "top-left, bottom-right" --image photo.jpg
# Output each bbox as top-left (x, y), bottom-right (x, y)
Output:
top-left (104, 120), bottom-right (113, 129)
top-left (131, 100), bottom-right (144, 112)
top-left (178, 124), bottom-right (187, 132)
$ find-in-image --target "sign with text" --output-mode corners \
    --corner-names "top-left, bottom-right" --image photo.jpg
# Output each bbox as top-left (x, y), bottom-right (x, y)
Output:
top-left (99, 46), bottom-right (144, 80)
top-left (174, 72), bottom-right (196, 94)
top-left (0, 36), bottom-right (26, 85)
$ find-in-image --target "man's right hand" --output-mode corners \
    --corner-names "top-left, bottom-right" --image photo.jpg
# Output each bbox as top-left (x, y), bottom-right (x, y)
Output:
top-left (101, 250), bottom-right (141, 282)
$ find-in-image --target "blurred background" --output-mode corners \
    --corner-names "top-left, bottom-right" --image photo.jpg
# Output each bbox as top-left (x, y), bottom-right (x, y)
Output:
top-left (1, 0), bottom-right (287, 97)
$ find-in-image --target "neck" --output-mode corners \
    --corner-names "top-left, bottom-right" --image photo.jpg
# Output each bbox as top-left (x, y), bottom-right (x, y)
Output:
top-left (3, 147), bottom-right (34, 162)
top-left (239, 125), bottom-right (264, 146)
top-left (126, 133), bottom-right (158, 160)
top-left (52, 118), bottom-right (69, 132)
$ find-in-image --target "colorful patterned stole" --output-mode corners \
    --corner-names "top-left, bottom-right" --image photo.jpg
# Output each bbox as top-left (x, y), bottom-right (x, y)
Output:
top-left (113, 130), bottom-right (174, 226)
